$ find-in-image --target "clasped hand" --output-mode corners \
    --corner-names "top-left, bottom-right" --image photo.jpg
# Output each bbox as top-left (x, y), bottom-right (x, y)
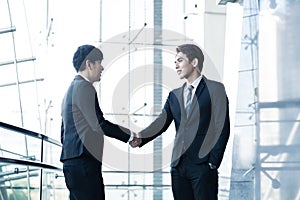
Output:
top-left (129, 132), bottom-right (142, 148)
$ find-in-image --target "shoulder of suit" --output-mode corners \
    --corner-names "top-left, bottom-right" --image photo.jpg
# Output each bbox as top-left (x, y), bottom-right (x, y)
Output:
top-left (203, 77), bottom-right (224, 88)
top-left (73, 76), bottom-right (95, 94)
top-left (74, 75), bottom-right (93, 86)
top-left (172, 86), bottom-right (182, 92)
top-left (171, 84), bottom-right (185, 95)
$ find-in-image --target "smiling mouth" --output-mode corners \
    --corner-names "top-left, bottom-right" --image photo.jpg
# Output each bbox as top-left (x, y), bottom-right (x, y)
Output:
top-left (177, 70), bottom-right (182, 74)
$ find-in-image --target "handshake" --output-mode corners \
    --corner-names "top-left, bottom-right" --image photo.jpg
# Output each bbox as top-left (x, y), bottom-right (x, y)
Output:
top-left (129, 133), bottom-right (142, 148)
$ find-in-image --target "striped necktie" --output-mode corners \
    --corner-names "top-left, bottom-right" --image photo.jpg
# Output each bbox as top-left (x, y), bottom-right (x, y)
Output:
top-left (186, 85), bottom-right (194, 116)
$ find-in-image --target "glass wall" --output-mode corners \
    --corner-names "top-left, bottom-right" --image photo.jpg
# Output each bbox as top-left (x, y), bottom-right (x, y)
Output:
top-left (257, 0), bottom-right (300, 199)
top-left (0, 122), bottom-right (66, 199)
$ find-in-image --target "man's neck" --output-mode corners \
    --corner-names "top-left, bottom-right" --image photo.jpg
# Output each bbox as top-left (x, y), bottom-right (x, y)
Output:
top-left (186, 73), bottom-right (201, 85)
top-left (78, 72), bottom-right (91, 83)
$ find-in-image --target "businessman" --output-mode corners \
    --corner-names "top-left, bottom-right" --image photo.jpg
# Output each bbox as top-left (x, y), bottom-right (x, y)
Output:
top-left (60, 45), bottom-right (136, 200)
top-left (133, 44), bottom-right (230, 200)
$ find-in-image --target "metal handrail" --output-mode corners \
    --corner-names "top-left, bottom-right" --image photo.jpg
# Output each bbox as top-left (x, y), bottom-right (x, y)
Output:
top-left (0, 157), bottom-right (62, 171)
top-left (0, 121), bottom-right (61, 147)
top-left (0, 121), bottom-right (63, 199)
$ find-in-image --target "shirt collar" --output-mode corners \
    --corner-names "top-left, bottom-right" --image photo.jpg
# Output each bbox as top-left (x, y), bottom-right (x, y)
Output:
top-left (78, 73), bottom-right (91, 83)
top-left (187, 75), bottom-right (202, 89)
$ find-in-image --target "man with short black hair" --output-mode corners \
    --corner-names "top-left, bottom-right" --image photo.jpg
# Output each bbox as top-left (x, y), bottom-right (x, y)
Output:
top-left (60, 45), bottom-right (137, 200)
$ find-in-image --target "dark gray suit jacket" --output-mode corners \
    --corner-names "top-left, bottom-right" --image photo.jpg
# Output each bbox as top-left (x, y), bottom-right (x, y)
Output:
top-left (140, 76), bottom-right (230, 168)
top-left (60, 75), bottom-right (130, 162)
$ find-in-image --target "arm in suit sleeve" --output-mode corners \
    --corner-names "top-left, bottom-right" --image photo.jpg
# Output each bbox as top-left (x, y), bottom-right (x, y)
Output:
top-left (208, 84), bottom-right (230, 168)
top-left (76, 82), bottom-right (130, 143)
top-left (60, 120), bottom-right (64, 144)
top-left (139, 93), bottom-right (174, 147)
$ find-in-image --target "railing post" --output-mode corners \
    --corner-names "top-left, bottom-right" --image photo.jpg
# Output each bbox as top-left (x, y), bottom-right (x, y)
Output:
top-left (40, 136), bottom-right (44, 200)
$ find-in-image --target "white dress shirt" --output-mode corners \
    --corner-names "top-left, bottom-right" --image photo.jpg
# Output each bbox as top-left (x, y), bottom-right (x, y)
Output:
top-left (184, 75), bottom-right (202, 106)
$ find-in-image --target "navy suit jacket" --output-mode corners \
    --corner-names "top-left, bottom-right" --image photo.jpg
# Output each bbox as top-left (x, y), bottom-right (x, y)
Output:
top-left (140, 76), bottom-right (230, 168)
top-left (60, 75), bottom-right (131, 162)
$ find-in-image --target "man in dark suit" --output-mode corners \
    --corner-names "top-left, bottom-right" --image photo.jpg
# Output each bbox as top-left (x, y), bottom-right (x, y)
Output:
top-left (134, 44), bottom-right (230, 200)
top-left (60, 45), bottom-right (136, 200)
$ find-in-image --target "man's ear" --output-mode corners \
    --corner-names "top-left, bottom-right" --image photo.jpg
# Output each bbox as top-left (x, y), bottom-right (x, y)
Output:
top-left (86, 60), bottom-right (92, 69)
top-left (192, 58), bottom-right (198, 68)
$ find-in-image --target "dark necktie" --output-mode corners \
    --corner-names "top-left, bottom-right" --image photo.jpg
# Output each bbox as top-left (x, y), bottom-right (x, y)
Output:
top-left (186, 85), bottom-right (194, 116)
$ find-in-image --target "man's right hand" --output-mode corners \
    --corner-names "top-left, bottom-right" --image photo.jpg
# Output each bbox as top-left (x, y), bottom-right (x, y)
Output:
top-left (129, 132), bottom-right (142, 148)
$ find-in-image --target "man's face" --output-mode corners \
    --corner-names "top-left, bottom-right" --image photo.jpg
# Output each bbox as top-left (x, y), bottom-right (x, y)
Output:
top-left (90, 60), bottom-right (104, 82)
top-left (175, 52), bottom-right (195, 80)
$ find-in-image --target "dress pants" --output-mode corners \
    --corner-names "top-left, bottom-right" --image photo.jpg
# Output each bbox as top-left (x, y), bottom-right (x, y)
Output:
top-left (63, 154), bottom-right (105, 200)
top-left (171, 155), bottom-right (218, 200)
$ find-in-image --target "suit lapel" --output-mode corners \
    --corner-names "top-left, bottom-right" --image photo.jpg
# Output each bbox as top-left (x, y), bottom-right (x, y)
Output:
top-left (175, 77), bottom-right (207, 119)
top-left (180, 83), bottom-right (187, 118)
top-left (173, 83), bottom-right (187, 119)
top-left (187, 77), bottom-right (206, 117)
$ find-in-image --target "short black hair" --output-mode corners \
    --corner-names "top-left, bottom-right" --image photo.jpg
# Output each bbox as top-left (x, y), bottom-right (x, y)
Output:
top-left (72, 45), bottom-right (103, 72)
top-left (176, 44), bottom-right (204, 72)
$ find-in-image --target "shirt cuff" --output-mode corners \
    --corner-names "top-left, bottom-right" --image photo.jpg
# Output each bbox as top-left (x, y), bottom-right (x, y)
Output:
top-left (208, 163), bottom-right (217, 170)
top-left (128, 131), bottom-right (134, 143)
